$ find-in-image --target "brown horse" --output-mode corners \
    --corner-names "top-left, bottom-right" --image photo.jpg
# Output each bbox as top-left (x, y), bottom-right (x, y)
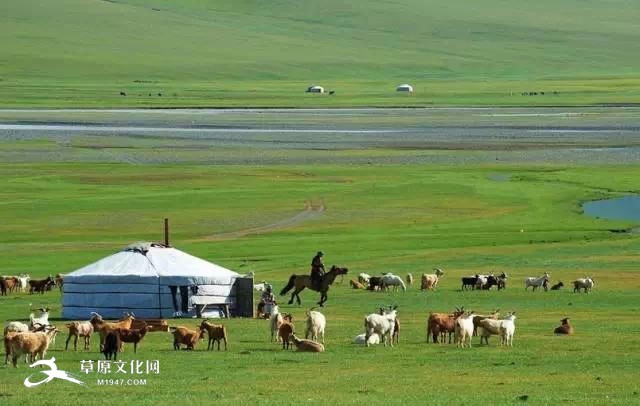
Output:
top-left (280, 265), bottom-right (348, 307)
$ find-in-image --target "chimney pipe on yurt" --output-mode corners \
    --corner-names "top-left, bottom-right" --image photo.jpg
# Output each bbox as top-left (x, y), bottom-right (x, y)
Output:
top-left (164, 218), bottom-right (170, 246)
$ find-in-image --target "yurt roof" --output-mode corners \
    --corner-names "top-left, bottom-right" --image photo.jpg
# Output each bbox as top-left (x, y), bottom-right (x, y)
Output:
top-left (65, 242), bottom-right (239, 286)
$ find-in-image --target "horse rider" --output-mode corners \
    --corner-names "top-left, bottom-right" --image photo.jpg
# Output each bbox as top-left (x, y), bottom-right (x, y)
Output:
top-left (310, 251), bottom-right (325, 290)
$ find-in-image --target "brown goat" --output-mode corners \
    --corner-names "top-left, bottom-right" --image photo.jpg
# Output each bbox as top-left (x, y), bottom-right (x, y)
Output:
top-left (426, 308), bottom-right (465, 343)
top-left (291, 334), bottom-right (325, 352)
top-left (118, 325), bottom-right (151, 353)
top-left (349, 279), bottom-right (365, 289)
top-left (554, 318), bottom-right (574, 335)
top-left (392, 317), bottom-right (400, 345)
top-left (171, 326), bottom-right (204, 350)
top-left (54, 273), bottom-right (64, 291)
top-left (472, 309), bottom-right (500, 336)
top-left (199, 320), bottom-right (228, 351)
top-left (8, 328), bottom-right (58, 367)
top-left (90, 312), bottom-right (135, 351)
top-left (278, 314), bottom-right (295, 350)
top-left (4, 277), bottom-right (18, 293)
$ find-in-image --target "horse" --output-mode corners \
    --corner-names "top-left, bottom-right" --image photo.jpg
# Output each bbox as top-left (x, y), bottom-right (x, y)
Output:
top-left (524, 272), bottom-right (549, 291)
top-left (280, 265), bottom-right (348, 307)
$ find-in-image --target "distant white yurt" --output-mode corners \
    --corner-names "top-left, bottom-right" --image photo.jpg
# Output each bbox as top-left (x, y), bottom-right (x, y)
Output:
top-left (396, 84), bottom-right (414, 93)
top-left (306, 85), bottom-right (325, 93)
top-left (62, 242), bottom-right (252, 319)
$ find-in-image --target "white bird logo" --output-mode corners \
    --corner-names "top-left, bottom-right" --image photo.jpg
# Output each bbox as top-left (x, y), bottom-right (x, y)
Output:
top-left (24, 357), bottom-right (87, 388)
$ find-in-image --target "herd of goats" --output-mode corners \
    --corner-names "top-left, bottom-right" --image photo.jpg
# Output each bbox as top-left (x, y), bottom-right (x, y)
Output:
top-left (348, 269), bottom-right (595, 293)
top-left (0, 269), bottom-right (596, 367)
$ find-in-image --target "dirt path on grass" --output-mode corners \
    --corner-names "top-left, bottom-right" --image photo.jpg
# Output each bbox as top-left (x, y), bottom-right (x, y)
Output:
top-left (200, 200), bottom-right (325, 241)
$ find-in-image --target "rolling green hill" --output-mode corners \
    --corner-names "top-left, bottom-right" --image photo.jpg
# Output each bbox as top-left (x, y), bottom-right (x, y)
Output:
top-left (1, 0), bottom-right (639, 107)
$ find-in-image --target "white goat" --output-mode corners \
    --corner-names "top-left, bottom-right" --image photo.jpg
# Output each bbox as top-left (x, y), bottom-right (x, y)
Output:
top-left (573, 277), bottom-right (595, 293)
top-left (499, 313), bottom-right (517, 347)
top-left (358, 273), bottom-right (371, 285)
top-left (381, 274), bottom-right (406, 292)
top-left (4, 321), bottom-right (29, 336)
top-left (18, 274), bottom-right (30, 293)
top-left (253, 281), bottom-right (268, 292)
top-left (353, 333), bottom-right (380, 345)
top-left (421, 268), bottom-right (444, 290)
top-left (305, 309), bottom-right (326, 344)
top-left (363, 306), bottom-right (397, 347)
top-left (525, 273), bottom-right (549, 291)
top-left (29, 308), bottom-right (51, 331)
top-left (269, 305), bottom-right (283, 342)
top-left (454, 312), bottom-right (476, 348)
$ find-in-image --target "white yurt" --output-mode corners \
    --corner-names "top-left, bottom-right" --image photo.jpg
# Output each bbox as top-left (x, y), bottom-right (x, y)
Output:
top-left (62, 242), bottom-right (252, 319)
top-left (306, 85), bottom-right (325, 93)
top-left (396, 84), bottom-right (414, 93)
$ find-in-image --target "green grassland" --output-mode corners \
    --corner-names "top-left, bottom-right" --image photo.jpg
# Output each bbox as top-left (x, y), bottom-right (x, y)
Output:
top-left (1, 0), bottom-right (640, 107)
top-left (1, 157), bottom-right (640, 404)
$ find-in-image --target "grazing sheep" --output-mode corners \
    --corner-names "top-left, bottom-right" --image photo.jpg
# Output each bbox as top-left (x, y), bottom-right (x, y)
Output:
top-left (102, 331), bottom-right (120, 360)
top-left (406, 274), bottom-right (413, 286)
top-left (353, 333), bottom-right (380, 345)
top-left (573, 277), bottom-right (595, 293)
top-left (8, 328), bottom-right (58, 367)
top-left (170, 326), bottom-right (204, 350)
top-left (305, 309), bottom-right (326, 343)
top-left (421, 268), bottom-right (444, 291)
top-left (118, 325), bottom-right (151, 353)
top-left (426, 308), bottom-right (465, 344)
top-left (349, 279), bottom-right (365, 289)
top-left (291, 334), bottom-right (325, 352)
top-left (550, 281), bottom-right (564, 290)
top-left (64, 321), bottom-right (94, 351)
top-left (525, 273), bottom-right (550, 291)
top-left (358, 273), bottom-right (371, 285)
top-left (364, 306), bottom-right (397, 347)
top-left (199, 320), bottom-right (228, 351)
top-left (499, 313), bottom-right (517, 347)
top-left (454, 312), bottom-right (476, 348)
top-left (381, 274), bottom-right (406, 292)
top-left (554, 318), bottom-right (574, 335)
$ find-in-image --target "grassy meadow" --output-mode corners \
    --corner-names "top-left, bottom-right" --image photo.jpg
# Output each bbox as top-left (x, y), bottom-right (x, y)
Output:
top-left (1, 155), bottom-right (640, 404)
top-left (1, 0), bottom-right (640, 107)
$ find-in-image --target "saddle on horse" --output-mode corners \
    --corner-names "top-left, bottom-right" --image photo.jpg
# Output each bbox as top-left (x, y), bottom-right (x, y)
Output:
top-left (310, 266), bottom-right (324, 290)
